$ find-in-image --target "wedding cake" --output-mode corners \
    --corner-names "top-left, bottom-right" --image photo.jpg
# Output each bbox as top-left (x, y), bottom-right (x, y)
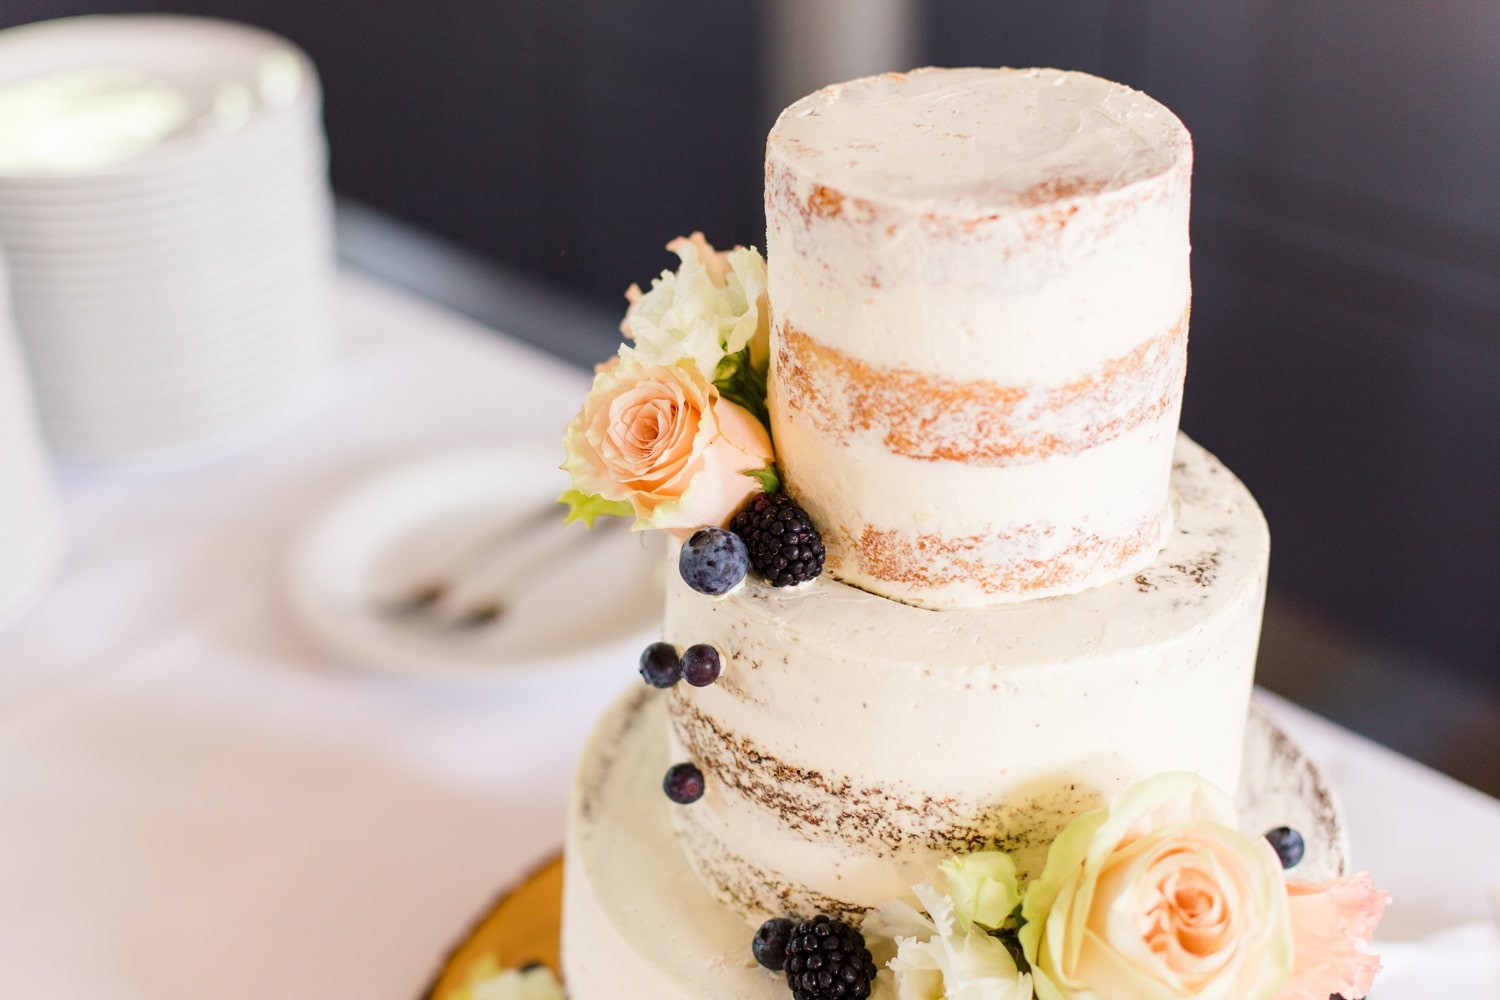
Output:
top-left (551, 67), bottom-right (1386, 1000)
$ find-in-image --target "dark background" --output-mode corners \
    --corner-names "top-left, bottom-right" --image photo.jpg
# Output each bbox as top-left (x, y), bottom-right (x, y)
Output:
top-left (3, 2), bottom-right (1497, 770)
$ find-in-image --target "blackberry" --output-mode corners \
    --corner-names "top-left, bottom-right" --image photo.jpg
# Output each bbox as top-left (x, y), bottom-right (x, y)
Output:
top-left (752, 917), bottom-right (795, 971)
top-left (783, 915), bottom-right (877, 1000)
top-left (1264, 826), bottom-right (1306, 869)
top-left (730, 493), bottom-right (825, 587)
top-left (662, 762), bottom-right (705, 804)
top-left (638, 641), bottom-right (681, 688)
top-left (678, 527), bottom-right (750, 596)
top-left (681, 644), bottom-right (722, 687)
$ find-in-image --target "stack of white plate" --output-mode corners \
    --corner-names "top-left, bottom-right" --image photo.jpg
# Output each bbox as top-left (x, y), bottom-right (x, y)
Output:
top-left (0, 243), bottom-right (62, 627)
top-left (0, 15), bottom-right (333, 464)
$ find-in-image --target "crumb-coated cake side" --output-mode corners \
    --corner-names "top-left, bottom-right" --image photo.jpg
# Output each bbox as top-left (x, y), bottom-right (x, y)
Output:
top-left (661, 434), bottom-right (1268, 922)
top-left (767, 67), bottom-right (1194, 608)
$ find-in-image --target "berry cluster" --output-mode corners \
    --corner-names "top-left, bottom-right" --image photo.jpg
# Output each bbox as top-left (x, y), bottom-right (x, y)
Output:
top-left (763, 915), bottom-right (876, 1000)
top-left (676, 493), bottom-right (827, 594)
top-left (731, 493), bottom-right (825, 587)
top-left (663, 494), bottom-right (826, 819)
top-left (638, 642), bottom-right (723, 689)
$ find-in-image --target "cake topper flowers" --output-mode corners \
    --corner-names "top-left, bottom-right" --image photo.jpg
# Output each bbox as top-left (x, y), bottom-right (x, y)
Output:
top-left (560, 234), bottom-right (777, 535)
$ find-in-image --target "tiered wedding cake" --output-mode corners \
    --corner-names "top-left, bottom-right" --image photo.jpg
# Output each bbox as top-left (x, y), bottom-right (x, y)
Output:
top-left (554, 68), bottom-right (1385, 1000)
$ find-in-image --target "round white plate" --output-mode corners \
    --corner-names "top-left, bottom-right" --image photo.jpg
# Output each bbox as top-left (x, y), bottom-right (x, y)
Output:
top-left (286, 446), bottom-right (664, 685)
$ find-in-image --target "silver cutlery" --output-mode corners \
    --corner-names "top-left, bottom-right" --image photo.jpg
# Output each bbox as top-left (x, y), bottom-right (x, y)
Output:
top-left (382, 503), bottom-right (625, 631)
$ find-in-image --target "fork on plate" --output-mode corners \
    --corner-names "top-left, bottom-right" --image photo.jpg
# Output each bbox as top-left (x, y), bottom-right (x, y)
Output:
top-left (382, 503), bottom-right (624, 630)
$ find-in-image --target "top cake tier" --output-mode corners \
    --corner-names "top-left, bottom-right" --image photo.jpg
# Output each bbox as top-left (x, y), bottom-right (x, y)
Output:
top-left (765, 67), bottom-right (1193, 608)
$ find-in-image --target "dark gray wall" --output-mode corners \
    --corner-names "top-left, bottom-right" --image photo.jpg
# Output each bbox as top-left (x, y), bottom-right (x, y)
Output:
top-left (929, 2), bottom-right (1500, 679)
top-left (0, 0), bottom-right (765, 309)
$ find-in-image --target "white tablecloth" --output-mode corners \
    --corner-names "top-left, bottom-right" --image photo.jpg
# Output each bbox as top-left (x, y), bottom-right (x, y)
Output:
top-left (0, 272), bottom-right (1495, 998)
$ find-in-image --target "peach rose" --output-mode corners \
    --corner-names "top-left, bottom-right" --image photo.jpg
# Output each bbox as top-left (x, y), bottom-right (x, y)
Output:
top-left (1275, 873), bottom-right (1388, 1000)
top-left (561, 357), bottom-right (772, 533)
top-left (1020, 773), bottom-right (1294, 1000)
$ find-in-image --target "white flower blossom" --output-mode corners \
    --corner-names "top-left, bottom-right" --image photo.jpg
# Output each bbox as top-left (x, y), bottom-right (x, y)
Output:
top-left (865, 877), bottom-right (1034, 1000)
top-left (621, 232), bottom-right (767, 380)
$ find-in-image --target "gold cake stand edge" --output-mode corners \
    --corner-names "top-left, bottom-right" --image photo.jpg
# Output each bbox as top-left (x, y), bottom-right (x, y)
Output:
top-left (424, 852), bottom-right (564, 1000)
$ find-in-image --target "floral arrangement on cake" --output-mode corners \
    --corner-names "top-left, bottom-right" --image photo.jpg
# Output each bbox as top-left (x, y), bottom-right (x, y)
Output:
top-left (560, 233), bottom-right (778, 533)
top-left (560, 233), bottom-right (826, 593)
top-left (565, 237), bottom-right (1389, 1000)
top-left (748, 772), bottom-right (1388, 1000)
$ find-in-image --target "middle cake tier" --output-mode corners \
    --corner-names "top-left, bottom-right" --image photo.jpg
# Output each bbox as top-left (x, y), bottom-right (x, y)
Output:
top-left (661, 433), bottom-right (1269, 923)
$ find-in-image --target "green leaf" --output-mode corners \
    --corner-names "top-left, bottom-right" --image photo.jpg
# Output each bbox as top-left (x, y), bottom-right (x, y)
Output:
top-left (558, 489), bottom-right (633, 528)
top-left (712, 346), bottom-right (769, 428)
top-left (743, 464), bottom-right (780, 494)
top-left (998, 925), bottom-right (1031, 975)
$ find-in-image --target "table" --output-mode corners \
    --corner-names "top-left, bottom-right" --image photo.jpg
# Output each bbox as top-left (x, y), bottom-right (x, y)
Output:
top-left (0, 271), bottom-right (1495, 997)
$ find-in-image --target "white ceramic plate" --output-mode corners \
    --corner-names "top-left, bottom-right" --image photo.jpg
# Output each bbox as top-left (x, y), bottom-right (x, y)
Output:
top-left (0, 162), bottom-right (328, 246)
top-left (286, 446), bottom-right (664, 685)
top-left (9, 239), bottom-right (329, 316)
top-left (0, 118), bottom-right (323, 214)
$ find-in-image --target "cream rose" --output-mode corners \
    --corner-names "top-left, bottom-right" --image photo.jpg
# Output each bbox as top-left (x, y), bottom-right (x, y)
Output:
top-left (621, 232), bottom-right (768, 380)
top-left (561, 357), bottom-right (773, 533)
top-left (1020, 772), bottom-right (1293, 1000)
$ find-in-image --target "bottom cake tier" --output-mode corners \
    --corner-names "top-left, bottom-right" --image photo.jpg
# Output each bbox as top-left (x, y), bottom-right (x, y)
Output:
top-left (561, 688), bottom-right (1347, 1000)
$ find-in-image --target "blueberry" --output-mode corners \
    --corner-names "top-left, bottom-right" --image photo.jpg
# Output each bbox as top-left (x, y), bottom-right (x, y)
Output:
top-left (753, 917), bottom-right (795, 971)
top-left (663, 762), bottom-right (705, 804)
top-left (1264, 826), bottom-right (1305, 869)
top-left (678, 527), bottom-right (749, 596)
top-left (638, 641), bottom-right (681, 688)
top-left (681, 644), bottom-right (722, 687)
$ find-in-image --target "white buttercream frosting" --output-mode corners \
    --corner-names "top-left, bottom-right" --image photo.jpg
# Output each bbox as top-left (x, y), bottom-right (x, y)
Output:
top-left (662, 434), bottom-right (1268, 920)
top-left (561, 691), bottom-right (1346, 1000)
top-left (770, 66), bottom-right (1186, 213)
top-left (766, 67), bottom-right (1193, 607)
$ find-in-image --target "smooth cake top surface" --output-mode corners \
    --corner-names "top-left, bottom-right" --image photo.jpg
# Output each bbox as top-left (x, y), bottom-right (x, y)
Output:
top-left (768, 66), bottom-right (1190, 211)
